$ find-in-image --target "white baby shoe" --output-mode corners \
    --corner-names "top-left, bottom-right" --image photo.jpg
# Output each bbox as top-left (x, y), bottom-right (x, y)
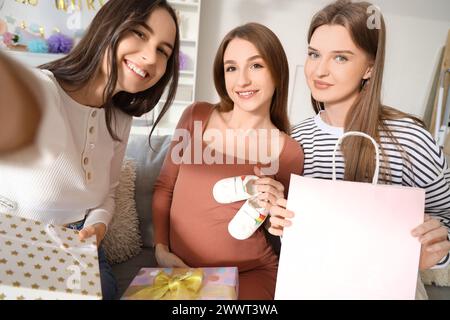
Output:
top-left (228, 197), bottom-right (268, 240)
top-left (213, 175), bottom-right (259, 204)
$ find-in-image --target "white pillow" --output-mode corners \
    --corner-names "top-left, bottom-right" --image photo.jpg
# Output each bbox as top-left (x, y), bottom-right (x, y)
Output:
top-left (421, 266), bottom-right (450, 287)
top-left (102, 159), bottom-right (143, 264)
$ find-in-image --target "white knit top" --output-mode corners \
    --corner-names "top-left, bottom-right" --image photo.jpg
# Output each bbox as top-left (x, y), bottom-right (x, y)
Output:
top-left (0, 68), bottom-right (132, 228)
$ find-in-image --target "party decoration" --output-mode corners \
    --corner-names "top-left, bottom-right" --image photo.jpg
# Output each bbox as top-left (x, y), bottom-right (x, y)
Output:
top-left (14, 0), bottom-right (39, 6)
top-left (27, 38), bottom-right (48, 53)
top-left (55, 0), bottom-right (106, 11)
top-left (0, 19), bottom-right (7, 35)
top-left (2, 32), bottom-right (20, 46)
top-left (47, 33), bottom-right (74, 53)
top-left (14, 27), bottom-right (38, 46)
top-left (179, 51), bottom-right (188, 70)
top-left (5, 16), bottom-right (17, 25)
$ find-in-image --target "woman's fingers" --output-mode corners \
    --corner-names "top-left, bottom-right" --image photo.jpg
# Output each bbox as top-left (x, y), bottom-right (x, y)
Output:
top-left (173, 256), bottom-right (189, 268)
top-left (256, 191), bottom-right (278, 206)
top-left (270, 215), bottom-right (292, 228)
top-left (425, 239), bottom-right (450, 253)
top-left (78, 226), bottom-right (95, 240)
top-left (255, 177), bottom-right (285, 193)
top-left (275, 198), bottom-right (288, 208)
top-left (419, 226), bottom-right (448, 245)
top-left (412, 217), bottom-right (442, 237)
top-left (270, 202), bottom-right (293, 219)
top-left (268, 226), bottom-right (284, 236)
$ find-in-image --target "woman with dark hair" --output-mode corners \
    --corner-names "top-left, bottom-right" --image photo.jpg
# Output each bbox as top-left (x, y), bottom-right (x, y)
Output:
top-left (152, 23), bottom-right (304, 299)
top-left (268, 0), bottom-right (450, 298)
top-left (0, 0), bottom-right (180, 299)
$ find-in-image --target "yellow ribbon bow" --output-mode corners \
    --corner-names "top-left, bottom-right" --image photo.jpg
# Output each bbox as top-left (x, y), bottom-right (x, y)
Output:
top-left (130, 269), bottom-right (204, 300)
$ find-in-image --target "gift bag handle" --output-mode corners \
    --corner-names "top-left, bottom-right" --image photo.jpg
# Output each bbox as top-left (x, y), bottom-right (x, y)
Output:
top-left (332, 131), bottom-right (380, 185)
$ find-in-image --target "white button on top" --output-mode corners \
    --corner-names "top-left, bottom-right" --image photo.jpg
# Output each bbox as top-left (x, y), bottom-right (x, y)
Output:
top-left (91, 111), bottom-right (97, 118)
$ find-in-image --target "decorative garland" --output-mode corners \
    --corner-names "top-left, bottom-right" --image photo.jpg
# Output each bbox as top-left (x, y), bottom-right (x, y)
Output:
top-left (12, 0), bottom-right (107, 11)
top-left (0, 0), bottom-right (108, 53)
top-left (55, 0), bottom-right (107, 11)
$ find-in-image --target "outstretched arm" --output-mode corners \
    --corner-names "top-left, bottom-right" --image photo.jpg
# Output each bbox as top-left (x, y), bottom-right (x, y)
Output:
top-left (0, 51), bottom-right (41, 154)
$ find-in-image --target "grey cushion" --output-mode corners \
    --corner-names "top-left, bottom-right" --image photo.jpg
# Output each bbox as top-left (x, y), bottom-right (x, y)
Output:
top-left (112, 134), bottom-right (171, 299)
top-left (112, 248), bottom-right (157, 299)
top-left (125, 134), bottom-right (172, 248)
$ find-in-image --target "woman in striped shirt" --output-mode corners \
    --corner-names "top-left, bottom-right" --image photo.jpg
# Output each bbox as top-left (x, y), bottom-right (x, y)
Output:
top-left (267, 0), bottom-right (450, 276)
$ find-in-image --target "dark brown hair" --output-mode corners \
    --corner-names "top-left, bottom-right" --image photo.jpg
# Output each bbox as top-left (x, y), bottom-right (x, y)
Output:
top-left (213, 23), bottom-right (291, 134)
top-left (40, 0), bottom-right (180, 141)
top-left (308, 0), bottom-right (423, 183)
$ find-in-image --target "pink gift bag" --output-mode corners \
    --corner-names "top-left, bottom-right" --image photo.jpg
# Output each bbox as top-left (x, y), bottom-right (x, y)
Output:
top-left (275, 132), bottom-right (425, 300)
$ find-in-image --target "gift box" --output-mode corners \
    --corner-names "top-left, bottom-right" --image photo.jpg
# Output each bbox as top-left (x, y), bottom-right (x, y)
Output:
top-left (121, 267), bottom-right (239, 300)
top-left (0, 213), bottom-right (102, 300)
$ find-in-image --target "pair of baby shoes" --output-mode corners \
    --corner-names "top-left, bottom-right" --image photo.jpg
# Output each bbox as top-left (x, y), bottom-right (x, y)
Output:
top-left (213, 175), bottom-right (268, 240)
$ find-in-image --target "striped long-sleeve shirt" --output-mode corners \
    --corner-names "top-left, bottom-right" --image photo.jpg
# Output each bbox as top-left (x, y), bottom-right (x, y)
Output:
top-left (291, 112), bottom-right (450, 268)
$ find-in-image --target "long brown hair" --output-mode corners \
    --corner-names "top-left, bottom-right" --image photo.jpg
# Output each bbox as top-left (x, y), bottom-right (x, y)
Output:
top-left (213, 23), bottom-right (291, 134)
top-left (308, 0), bottom-right (423, 183)
top-left (40, 0), bottom-right (180, 141)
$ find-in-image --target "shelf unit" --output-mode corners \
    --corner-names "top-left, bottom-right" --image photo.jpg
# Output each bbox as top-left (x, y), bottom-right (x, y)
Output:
top-left (1, 0), bottom-right (202, 137)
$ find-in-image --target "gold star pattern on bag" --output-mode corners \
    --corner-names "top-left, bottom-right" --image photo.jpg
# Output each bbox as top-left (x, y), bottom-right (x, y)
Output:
top-left (0, 213), bottom-right (101, 300)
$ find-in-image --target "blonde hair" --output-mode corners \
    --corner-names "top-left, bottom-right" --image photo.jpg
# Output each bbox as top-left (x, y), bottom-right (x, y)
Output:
top-left (308, 0), bottom-right (423, 183)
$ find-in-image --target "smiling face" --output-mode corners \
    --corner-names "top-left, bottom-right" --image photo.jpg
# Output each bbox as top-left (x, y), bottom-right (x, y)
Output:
top-left (304, 24), bottom-right (373, 108)
top-left (223, 38), bottom-right (276, 114)
top-left (103, 8), bottom-right (176, 94)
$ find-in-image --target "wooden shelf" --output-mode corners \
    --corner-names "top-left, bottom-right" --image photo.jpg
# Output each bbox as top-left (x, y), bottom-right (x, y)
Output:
top-left (180, 70), bottom-right (195, 76)
top-left (2, 49), bottom-right (65, 67)
top-left (168, 0), bottom-right (200, 9)
top-left (180, 38), bottom-right (197, 45)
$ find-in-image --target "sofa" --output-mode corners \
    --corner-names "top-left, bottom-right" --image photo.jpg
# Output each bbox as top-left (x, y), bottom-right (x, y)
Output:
top-left (111, 133), bottom-right (450, 300)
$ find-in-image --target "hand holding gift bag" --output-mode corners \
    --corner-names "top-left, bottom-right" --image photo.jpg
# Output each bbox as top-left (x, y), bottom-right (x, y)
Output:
top-left (275, 132), bottom-right (425, 300)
